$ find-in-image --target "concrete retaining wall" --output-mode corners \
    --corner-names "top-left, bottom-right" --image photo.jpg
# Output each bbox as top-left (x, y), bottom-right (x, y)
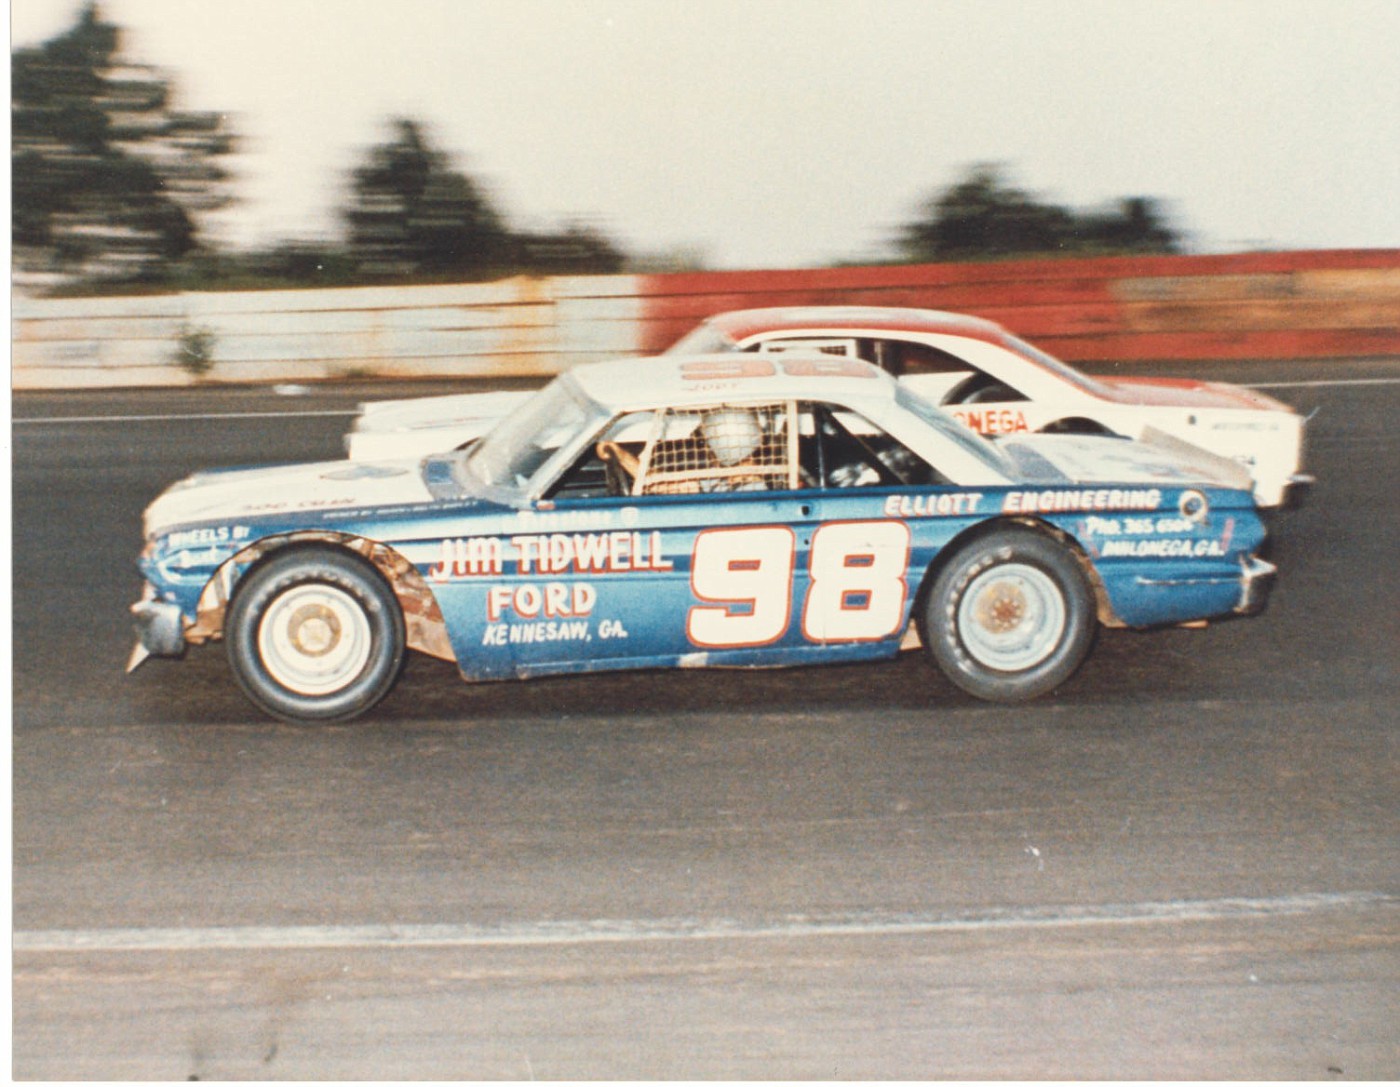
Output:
top-left (11, 276), bottom-right (647, 389)
top-left (13, 249), bottom-right (1400, 389)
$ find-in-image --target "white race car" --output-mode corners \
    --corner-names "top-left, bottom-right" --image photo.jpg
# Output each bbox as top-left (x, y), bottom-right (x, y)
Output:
top-left (345, 306), bottom-right (1311, 507)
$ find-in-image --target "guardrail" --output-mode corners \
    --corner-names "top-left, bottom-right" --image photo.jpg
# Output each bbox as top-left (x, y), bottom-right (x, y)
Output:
top-left (13, 249), bottom-right (1400, 389)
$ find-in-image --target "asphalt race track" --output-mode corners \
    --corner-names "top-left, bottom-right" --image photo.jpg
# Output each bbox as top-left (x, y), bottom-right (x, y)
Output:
top-left (11, 360), bottom-right (1400, 1079)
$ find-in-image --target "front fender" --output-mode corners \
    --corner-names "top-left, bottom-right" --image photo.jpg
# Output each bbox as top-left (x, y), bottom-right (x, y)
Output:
top-left (187, 530), bottom-right (455, 664)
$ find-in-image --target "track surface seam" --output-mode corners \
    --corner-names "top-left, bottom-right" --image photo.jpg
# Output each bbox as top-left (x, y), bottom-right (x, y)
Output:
top-left (16, 891), bottom-right (1396, 953)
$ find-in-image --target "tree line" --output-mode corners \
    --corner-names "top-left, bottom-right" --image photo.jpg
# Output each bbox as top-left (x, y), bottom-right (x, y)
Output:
top-left (12, 3), bottom-right (1181, 296)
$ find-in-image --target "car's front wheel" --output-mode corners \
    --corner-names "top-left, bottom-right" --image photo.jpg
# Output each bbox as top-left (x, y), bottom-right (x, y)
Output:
top-left (225, 549), bottom-right (405, 722)
top-left (923, 530), bottom-right (1096, 702)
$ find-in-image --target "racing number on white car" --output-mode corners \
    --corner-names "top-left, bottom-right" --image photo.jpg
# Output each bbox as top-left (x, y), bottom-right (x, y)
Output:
top-left (687, 521), bottom-right (911, 648)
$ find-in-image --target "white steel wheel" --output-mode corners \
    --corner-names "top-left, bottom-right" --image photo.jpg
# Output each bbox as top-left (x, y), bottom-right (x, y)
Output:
top-left (956, 563), bottom-right (1067, 672)
top-left (226, 549), bottom-right (406, 723)
top-left (924, 530), bottom-right (1096, 702)
top-left (256, 583), bottom-right (374, 696)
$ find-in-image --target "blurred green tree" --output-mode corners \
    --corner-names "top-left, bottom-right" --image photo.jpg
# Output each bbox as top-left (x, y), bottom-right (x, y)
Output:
top-left (1076, 195), bottom-right (1181, 253)
top-left (342, 119), bottom-right (629, 281)
top-left (514, 221), bottom-right (627, 275)
top-left (343, 118), bottom-right (511, 278)
top-left (899, 164), bottom-right (1180, 261)
top-left (11, 2), bottom-right (236, 285)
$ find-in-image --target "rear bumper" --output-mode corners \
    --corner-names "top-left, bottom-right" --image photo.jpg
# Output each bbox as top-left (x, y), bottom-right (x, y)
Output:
top-left (1254, 470), bottom-right (1313, 509)
top-left (1234, 556), bottom-right (1277, 616)
top-left (1281, 472), bottom-right (1315, 509)
top-left (1119, 554), bottom-right (1277, 626)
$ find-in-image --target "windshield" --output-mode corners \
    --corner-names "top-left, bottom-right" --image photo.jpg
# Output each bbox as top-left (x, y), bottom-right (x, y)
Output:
top-left (462, 377), bottom-right (603, 491)
top-left (662, 322), bottom-right (737, 356)
top-left (895, 383), bottom-right (1013, 475)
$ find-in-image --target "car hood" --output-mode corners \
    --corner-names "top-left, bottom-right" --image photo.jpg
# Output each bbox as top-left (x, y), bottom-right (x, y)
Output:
top-left (997, 432), bottom-right (1254, 491)
top-left (355, 390), bottom-right (533, 436)
top-left (143, 457), bottom-right (437, 539)
top-left (1090, 375), bottom-right (1292, 413)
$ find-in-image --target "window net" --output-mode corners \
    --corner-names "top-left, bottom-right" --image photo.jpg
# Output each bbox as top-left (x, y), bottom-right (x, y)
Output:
top-left (636, 401), bottom-right (798, 494)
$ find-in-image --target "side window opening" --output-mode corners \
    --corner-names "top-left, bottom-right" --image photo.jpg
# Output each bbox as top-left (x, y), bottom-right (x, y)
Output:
top-left (546, 399), bottom-right (952, 499)
top-left (754, 337), bottom-right (860, 359)
top-left (891, 340), bottom-right (1028, 406)
top-left (548, 403), bottom-right (805, 498)
top-left (941, 371), bottom-right (1029, 405)
top-left (631, 404), bottom-right (797, 494)
top-left (881, 339), bottom-right (978, 377)
top-left (544, 409), bottom-right (656, 500)
top-left (748, 335), bottom-right (1001, 391)
top-left (800, 402), bottom-right (948, 489)
top-left (546, 447), bottom-right (613, 498)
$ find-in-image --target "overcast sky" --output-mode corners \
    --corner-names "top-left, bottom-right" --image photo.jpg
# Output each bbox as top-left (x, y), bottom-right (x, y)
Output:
top-left (11, 0), bottom-right (1400, 268)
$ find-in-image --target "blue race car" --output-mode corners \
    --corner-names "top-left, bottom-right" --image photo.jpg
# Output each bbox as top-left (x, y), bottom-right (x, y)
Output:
top-left (131, 354), bottom-right (1276, 722)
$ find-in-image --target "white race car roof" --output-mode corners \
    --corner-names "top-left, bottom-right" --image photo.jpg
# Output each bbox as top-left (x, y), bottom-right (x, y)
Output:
top-left (567, 352), bottom-right (900, 414)
top-left (693, 306), bottom-right (1013, 345)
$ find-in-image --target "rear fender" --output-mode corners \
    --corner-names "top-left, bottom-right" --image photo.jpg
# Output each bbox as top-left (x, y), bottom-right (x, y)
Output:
top-left (906, 515), bottom-right (1120, 651)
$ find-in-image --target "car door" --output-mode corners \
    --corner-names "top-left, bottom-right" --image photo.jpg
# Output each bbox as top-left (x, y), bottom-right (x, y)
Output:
top-left (492, 400), bottom-right (823, 677)
top-left (525, 396), bottom-right (971, 673)
top-left (786, 400), bottom-right (922, 656)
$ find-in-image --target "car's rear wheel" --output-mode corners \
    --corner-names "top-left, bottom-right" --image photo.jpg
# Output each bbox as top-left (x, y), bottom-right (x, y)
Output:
top-left (226, 549), bottom-right (405, 722)
top-left (923, 530), bottom-right (1095, 702)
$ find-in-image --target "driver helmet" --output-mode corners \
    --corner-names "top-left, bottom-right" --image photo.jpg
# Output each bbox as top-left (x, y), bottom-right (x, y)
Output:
top-left (701, 408), bottom-right (764, 467)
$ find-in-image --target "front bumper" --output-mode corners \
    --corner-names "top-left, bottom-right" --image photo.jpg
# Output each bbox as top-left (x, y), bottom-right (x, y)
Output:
top-left (127, 587), bottom-right (188, 672)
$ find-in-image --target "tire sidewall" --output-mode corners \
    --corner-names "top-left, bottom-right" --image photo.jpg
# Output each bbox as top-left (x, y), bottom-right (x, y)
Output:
top-left (226, 549), bottom-right (405, 722)
top-left (925, 530), bottom-right (1095, 702)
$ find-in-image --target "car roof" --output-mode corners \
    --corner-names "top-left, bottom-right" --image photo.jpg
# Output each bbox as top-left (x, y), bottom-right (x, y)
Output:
top-left (698, 306), bottom-right (1014, 345)
top-left (568, 352), bottom-right (900, 413)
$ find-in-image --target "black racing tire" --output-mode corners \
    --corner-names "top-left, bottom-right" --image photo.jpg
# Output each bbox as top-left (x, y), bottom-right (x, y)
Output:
top-left (923, 529), bottom-right (1096, 702)
top-left (225, 548), bottom-right (406, 723)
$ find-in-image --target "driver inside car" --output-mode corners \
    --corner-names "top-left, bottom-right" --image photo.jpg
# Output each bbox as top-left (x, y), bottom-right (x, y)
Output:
top-left (597, 407), bottom-right (777, 494)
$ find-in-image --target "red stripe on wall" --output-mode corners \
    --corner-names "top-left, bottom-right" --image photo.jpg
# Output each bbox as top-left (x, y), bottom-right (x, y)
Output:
top-left (636, 250), bottom-right (1400, 361)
